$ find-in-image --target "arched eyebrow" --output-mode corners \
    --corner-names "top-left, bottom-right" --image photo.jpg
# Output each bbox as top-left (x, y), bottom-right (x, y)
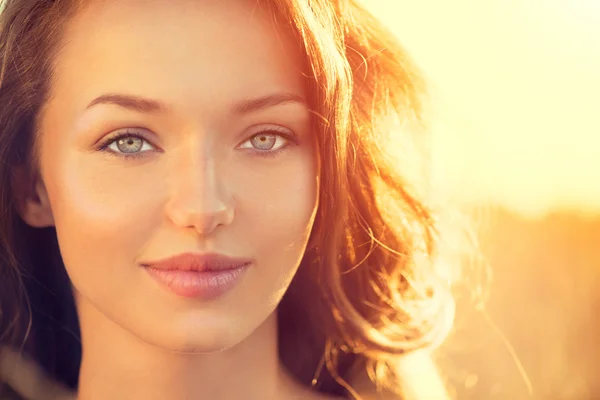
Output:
top-left (231, 92), bottom-right (307, 114)
top-left (86, 93), bottom-right (167, 113)
top-left (85, 92), bottom-right (307, 115)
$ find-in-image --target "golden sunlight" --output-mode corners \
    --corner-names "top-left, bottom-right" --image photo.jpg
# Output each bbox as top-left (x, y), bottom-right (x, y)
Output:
top-left (361, 2), bottom-right (600, 400)
top-left (365, 0), bottom-right (600, 218)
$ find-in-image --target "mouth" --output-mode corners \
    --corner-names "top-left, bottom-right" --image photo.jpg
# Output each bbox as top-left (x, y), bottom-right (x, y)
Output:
top-left (141, 252), bottom-right (252, 299)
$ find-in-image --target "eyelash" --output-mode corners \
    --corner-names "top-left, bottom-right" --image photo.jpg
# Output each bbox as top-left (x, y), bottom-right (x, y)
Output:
top-left (97, 127), bottom-right (298, 160)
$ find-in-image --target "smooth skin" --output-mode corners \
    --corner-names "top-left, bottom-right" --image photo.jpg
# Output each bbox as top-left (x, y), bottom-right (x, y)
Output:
top-left (14, 0), bottom-right (341, 399)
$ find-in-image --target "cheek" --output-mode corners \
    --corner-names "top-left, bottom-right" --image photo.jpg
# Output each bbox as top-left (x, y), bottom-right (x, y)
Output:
top-left (43, 157), bottom-right (163, 288)
top-left (234, 154), bottom-right (319, 268)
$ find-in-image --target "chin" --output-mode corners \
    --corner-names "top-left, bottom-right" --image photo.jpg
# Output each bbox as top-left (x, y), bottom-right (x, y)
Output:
top-left (128, 314), bottom-right (254, 355)
top-left (135, 329), bottom-right (241, 355)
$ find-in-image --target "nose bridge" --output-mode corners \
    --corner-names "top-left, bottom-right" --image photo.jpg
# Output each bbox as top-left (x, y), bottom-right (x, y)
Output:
top-left (165, 142), bottom-right (233, 234)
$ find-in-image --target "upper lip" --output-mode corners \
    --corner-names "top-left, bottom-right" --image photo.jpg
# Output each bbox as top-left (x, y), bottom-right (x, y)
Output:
top-left (142, 252), bottom-right (252, 272)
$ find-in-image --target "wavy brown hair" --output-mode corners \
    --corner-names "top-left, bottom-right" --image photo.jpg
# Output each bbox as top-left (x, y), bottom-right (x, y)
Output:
top-left (0, 0), bottom-right (457, 398)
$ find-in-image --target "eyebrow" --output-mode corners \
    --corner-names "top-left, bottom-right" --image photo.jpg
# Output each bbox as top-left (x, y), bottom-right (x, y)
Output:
top-left (85, 92), bottom-right (307, 115)
top-left (86, 94), bottom-right (167, 113)
top-left (232, 92), bottom-right (306, 114)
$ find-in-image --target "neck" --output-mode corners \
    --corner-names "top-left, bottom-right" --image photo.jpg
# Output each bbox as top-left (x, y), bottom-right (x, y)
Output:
top-left (75, 297), bottom-right (302, 400)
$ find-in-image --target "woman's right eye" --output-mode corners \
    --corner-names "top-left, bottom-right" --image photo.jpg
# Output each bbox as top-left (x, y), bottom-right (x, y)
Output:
top-left (99, 133), bottom-right (156, 158)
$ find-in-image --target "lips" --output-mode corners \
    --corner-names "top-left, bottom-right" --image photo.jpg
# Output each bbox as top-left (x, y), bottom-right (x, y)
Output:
top-left (140, 252), bottom-right (252, 299)
top-left (141, 252), bottom-right (253, 272)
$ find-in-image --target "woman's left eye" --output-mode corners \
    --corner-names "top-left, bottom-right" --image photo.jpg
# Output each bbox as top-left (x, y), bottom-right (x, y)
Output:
top-left (238, 130), bottom-right (293, 153)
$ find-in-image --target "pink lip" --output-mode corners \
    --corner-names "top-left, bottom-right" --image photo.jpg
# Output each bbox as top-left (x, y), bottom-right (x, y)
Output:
top-left (141, 252), bottom-right (252, 299)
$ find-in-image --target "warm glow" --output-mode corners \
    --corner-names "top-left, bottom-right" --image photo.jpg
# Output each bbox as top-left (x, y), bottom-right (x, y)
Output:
top-left (361, 3), bottom-right (600, 400)
top-left (365, 0), bottom-right (600, 217)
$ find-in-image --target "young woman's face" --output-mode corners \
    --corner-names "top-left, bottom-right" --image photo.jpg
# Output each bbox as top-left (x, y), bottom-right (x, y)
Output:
top-left (32, 0), bottom-right (318, 352)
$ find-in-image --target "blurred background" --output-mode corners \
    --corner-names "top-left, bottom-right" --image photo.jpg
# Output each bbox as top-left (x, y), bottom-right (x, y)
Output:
top-left (365, 1), bottom-right (600, 399)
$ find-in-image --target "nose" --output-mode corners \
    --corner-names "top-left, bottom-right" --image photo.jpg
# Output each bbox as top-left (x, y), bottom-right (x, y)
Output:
top-left (164, 151), bottom-right (234, 236)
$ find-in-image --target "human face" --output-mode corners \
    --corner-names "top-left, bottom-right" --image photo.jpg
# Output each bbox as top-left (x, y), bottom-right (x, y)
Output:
top-left (33, 0), bottom-right (318, 352)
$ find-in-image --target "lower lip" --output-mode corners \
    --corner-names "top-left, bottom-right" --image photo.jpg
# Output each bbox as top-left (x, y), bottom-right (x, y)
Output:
top-left (145, 264), bottom-right (250, 299)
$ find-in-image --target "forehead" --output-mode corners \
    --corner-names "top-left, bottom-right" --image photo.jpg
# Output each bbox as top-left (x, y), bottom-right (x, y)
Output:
top-left (50, 0), bottom-right (306, 113)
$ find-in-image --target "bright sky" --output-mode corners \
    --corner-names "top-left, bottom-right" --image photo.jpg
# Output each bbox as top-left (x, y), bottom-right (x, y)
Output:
top-left (366, 0), bottom-right (600, 217)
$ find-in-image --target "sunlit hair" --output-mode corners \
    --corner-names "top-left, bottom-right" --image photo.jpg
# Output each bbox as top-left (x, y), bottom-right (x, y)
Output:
top-left (0, 0), bottom-right (460, 398)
